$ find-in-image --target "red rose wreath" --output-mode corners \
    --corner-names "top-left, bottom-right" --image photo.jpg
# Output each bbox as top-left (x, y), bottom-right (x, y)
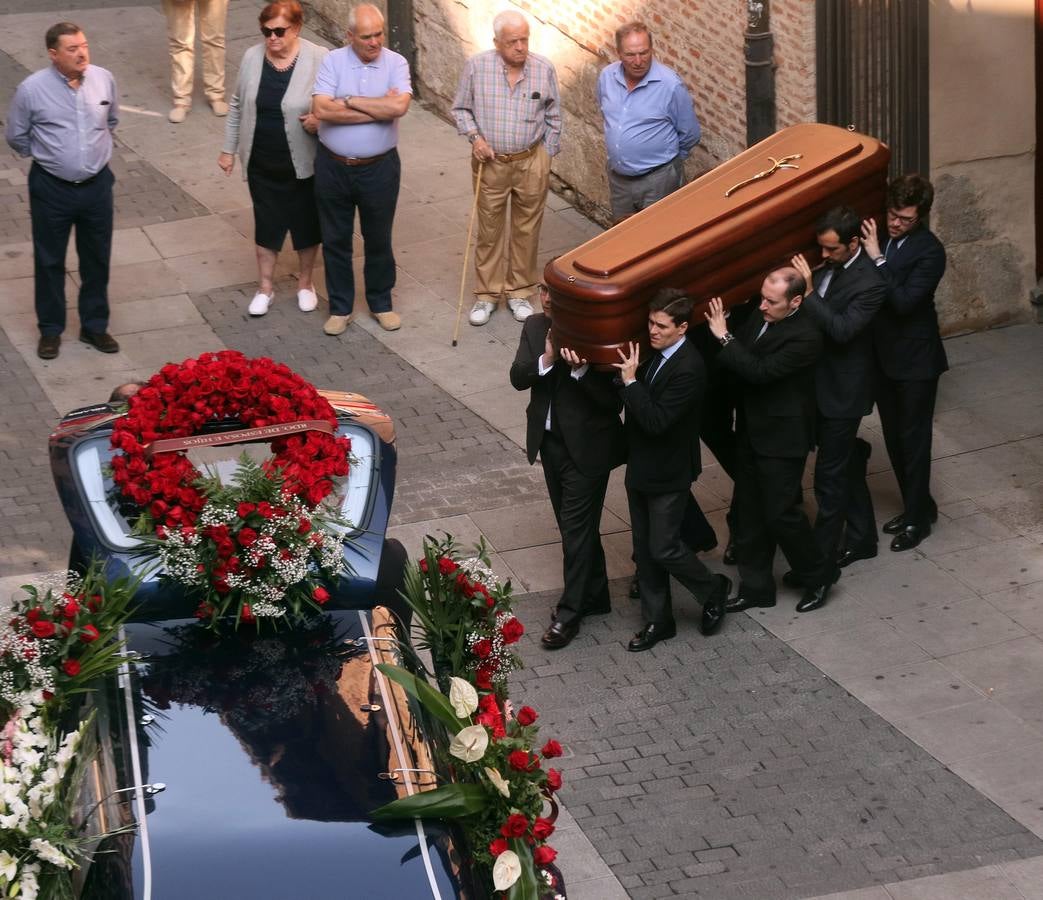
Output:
top-left (110, 351), bottom-right (351, 625)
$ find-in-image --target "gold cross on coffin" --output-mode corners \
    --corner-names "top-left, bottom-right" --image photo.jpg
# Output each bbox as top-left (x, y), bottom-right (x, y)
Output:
top-left (724, 153), bottom-right (803, 198)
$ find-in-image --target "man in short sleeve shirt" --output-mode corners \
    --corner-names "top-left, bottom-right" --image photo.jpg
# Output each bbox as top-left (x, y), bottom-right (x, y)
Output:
top-left (312, 3), bottom-right (411, 335)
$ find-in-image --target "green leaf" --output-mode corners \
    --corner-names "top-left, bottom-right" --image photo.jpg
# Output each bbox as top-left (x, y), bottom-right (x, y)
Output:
top-left (375, 663), bottom-right (462, 731)
top-left (507, 839), bottom-right (541, 900)
top-left (371, 783), bottom-right (488, 820)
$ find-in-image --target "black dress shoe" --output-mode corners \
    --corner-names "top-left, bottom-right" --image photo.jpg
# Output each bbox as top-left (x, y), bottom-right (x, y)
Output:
top-left (541, 619), bottom-right (579, 650)
top-left (37, 335), bottom-right (60, 359)
top-left (628, 576), bottom-right (640, 600)
top-left (79, 329), bottom-right (120, 353)
top-left (796, 582), bottom-right (832, 613)
top-left (837, 543), bottom-right (878, 568)
top-left (890, 523), bottom-right (930, 552)
top-left (699, 574), bottom-right (732, 636)
top-left (627, 620), bottom-right (676, 652)
top-left (722, 540), bottom-right (737, 565)
top-left (725, 595), bottom-right (776, 613)
top-left (882, 513), bottom-right (906, 535)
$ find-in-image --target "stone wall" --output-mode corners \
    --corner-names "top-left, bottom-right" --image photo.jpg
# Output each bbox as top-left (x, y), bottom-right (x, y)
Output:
top-left (929, 0), bottom-right (1036, 333)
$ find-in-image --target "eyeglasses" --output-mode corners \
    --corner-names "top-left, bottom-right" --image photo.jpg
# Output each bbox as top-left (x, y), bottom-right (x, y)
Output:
top-left (886, 209), bottom-right (919, 225)
top-left (261, 26), bottom-right (289, 38)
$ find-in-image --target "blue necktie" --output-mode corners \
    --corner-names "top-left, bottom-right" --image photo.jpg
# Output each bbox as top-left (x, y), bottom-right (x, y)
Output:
top-left (645, 352), bottom-right (664, 383)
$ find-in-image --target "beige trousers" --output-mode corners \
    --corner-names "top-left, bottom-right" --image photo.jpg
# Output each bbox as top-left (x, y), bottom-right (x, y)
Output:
top-left (471, 144), bottom-right (550, 301)
top-left (162, 0), bottom-right (229, 106)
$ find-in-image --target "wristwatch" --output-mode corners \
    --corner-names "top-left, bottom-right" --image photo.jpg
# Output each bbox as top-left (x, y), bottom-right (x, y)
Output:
top-left (718, 332), bottom-right (735, 347)
top-left (343, 95), bottom-right (353, 109)
top-left (468, 132), bottom-right (481, 144)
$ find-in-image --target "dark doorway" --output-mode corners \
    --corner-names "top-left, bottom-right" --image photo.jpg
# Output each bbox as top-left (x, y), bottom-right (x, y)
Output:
top-left (816, 0), bottom-right (930, 178)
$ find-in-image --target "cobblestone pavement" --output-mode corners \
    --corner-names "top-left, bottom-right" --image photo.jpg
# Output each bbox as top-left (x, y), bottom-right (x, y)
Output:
top-left (512, 581), bottom-right (1043, 899)
top-left (1, 4), bottom-right (1042, 899)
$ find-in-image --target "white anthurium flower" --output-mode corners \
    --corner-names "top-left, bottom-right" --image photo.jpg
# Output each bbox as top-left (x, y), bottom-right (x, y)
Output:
top-left (448, 724), bottom-right (489, 764)
top-left (0, 850), bottom-right (17, 882)
top-left (448, 677), bottom-right (479, 718)
top-left (484, 766), bottom-right (510, 799)
top-left (492, 849), bottom-right (522, 891)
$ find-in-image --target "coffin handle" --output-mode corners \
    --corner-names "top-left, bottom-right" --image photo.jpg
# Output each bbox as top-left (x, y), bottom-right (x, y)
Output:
top-left (724, 153), bottom-right (803, 198)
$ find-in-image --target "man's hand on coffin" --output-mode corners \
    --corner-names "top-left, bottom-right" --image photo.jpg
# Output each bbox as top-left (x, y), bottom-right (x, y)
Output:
top-left (791, 254), bottom-right (814, 297)
top-left (560, 346), bottom-right (588, 371)
top-left (705, 297), bottom-right (728, 339)
top-left (540, 326), bottom-right (556, 371)
top-left (472, 135), bottom-right (496, 162)
top-left (613, 341), bottom-right (640, 385)
top-left (860, 218), bottom-right (882, 260)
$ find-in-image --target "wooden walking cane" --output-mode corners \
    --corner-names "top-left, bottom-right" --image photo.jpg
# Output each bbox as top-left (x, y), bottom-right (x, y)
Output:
top-left (451, 160), bottom-right (484, 347)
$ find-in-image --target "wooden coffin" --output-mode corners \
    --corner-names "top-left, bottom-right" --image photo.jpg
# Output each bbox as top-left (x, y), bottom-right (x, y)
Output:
top-left (544, 123), bottom-right (890, 366)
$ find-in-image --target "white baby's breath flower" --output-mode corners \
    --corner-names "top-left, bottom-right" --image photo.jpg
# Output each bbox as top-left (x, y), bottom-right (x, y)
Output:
top-left (492, 849), bottom-right (522, 890)
top-left (484, 766), bottom-right (510, 799)
top-left (448, 724), bottom-right (488, 764)
top-left (448, 677), bottom-right (478, 718)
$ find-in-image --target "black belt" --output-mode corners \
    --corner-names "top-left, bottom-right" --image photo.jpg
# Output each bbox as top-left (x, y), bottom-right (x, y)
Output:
top-left (321, 144), bottom-right (393, 166)
top-left (35, 162), bottom-right (107, 186)
top-left (612, 156), bottom-right (678, 180)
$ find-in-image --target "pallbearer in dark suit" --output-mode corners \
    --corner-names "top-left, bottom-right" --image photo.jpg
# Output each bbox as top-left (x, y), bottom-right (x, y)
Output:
top-left (792, 207), bottom-right (886, 608)
top-left (614, 289), bottom-right (732, 651)
top-left (510, 285), bottom-right (626, 650)
top-left (861, 175), bottom-right (947, 553)
top-left (704, 269), bottom-right (835, 613)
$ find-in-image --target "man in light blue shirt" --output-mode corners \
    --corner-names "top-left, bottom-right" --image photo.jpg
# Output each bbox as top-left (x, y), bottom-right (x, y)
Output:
top-left (6, 22), bottom-right (120, 360)
top-left (596, 21), bottom-right (700, 222)
top-left (312, 3), bottom-right (412, 336)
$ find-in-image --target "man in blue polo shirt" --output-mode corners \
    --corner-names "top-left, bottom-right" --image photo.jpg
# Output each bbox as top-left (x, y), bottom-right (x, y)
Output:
top-left (597, 21), bottom-right (700, 222)
top-left (6, 22), bottom-right (120, 361)
top-left (312, 3), bottom-right (411, 336)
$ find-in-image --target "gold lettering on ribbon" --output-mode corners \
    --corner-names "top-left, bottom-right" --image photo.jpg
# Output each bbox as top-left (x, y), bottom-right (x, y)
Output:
top-left (143, 420), bottom-right (336, 458)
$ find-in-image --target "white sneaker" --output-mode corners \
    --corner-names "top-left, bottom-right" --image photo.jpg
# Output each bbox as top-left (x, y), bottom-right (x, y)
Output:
top-left (469, 300), bottom-right (496, 326)
top-left (248, 291), bottom-right (273, 316)
top-left (507, 297), bottom-right (534, 322)
top-left (297, 288), bottom-right (318, 312)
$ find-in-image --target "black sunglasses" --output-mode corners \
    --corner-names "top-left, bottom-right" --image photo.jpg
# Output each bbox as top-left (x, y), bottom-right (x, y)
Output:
top-left (261, 26), bottom-right (289, 37)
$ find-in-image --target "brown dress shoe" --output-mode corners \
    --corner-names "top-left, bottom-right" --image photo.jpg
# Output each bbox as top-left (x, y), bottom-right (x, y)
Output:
top-left (37, 335), bottom-right (60, 359)
top-left (541, 619), bottom-right (579, 650)
top-left (79, 330), bottom-right (119, 353)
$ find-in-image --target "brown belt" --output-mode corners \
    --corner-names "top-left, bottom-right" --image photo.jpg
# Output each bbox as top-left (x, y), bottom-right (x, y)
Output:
top-left (322, 146), bottom-right (392, 166)
top-left (493, 141), bottom-right (541, 163)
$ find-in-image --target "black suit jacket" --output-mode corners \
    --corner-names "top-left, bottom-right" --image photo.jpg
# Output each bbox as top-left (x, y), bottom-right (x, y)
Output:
top-left (510, 314), bottom-right (625, 477)
top-left (872, 226), bottom-right (948, 380)
top-left (802, 250), bottom-right (887, 419)
top-left (622, 336), bottom-right (706, 493)
top-left (717, 309), bottom-right (823, 458)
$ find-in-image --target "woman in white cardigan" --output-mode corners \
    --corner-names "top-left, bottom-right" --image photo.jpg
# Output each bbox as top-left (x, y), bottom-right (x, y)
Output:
top-left (218, 1), bottom-right (328, 316)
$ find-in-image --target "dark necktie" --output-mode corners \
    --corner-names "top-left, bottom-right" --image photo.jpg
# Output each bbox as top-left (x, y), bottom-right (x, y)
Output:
top-left (755, 321), bottom-right (771, 341)
top-left (885, 239), bottom-right (895, 260)
top-left (645, 352), bottom-right (664, 383)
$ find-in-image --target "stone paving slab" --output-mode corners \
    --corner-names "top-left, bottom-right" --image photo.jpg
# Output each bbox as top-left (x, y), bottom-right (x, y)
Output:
top-left (509, 578), bottom-right (1043, 899)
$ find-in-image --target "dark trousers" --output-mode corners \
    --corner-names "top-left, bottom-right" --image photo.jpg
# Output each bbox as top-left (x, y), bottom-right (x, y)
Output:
top-left (29, 163), bottom-right (113, 337)
top-left (540, 432), bottom-right (610, 626)
top-left (700, 382), bottom-right (739, 533)
top-left (733, 434), bottom-right (831, 600)
top-left (628, 487), bottom-right (716, 625)
top-left (814, 415), bottom-right (876, 559)
top-left (877, 375), bottom-right (939, 528)
top-left (315, 146), bottom-right (400, 315)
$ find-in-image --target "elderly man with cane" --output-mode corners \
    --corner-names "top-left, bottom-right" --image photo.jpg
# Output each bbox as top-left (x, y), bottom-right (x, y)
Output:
top-left (451, 10), bottom-right (561, 328)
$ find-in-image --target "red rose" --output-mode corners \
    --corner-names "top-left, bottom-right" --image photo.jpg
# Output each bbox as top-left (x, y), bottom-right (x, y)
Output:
top-left (237, 502), bottom-right (256, 518)
top-left (541, 739), bottom-right (563, 759)
top-left (256, 502), bottom-right (274, 519)
top-left (488, 838), bottom-right (509, 857)
top-left (473, 639), bottom-right (492, 659)
top-left (237, 527), bottom-right (258, 547)
top-left (63, 598), bottom-right (80, 617)
top-left (62, 659), bottom-right (81, 677)
top-left (26, 608), bottom-right (41, 622)
top-left (437, 557), bottom-right (458, 575)
top-left (533, 817), bottom-right (555, 840)
top-left (545, 768), bottom-right (562, 792)
top-left (418, 558), bottom-right (429, 573)
top-left (533, 845), bottom-right (557, 866)
top-left (500, 813), bottom-right (529, 838)
top-left (508, 750), bottom-right (534, 772)
top-left (88, 595), bottom-right (103, 612)
top-left (475, 663), bottom-right (496, 690)
top-left (297, 518), bottom-right (312, 535)
top-left (80, 624), bottom-right (100, 643)
top-left (500, 617), bottom-right (524, 644)
top-left (31, 620), bottom-right (56, 639)
top-left (240, 604), bottom-right (255, 623)
top-left (60, 618), bottom-right (75, 634)
top-left (313, 586), bottom-right (330, 605)
top-left (478, 693), bottom-right (499, 713)
top-left (516, 706), bottom-right (538, 726)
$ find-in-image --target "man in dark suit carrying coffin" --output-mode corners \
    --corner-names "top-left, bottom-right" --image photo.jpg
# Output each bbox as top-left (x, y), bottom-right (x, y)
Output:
top-left (614, 289), bottom-right (732, 651)
top-left (792, 207), bottom-right (886, 608)
top-left (860, 175), bottom-right (947, 552)
top-left (510, 285), bottom-right (626, 650)
top-left (703, 268), bottom-right (836, 613)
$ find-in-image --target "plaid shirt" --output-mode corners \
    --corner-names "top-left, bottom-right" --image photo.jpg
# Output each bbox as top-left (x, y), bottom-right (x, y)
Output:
top-left (452, 50), bottom-right (561, 156)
